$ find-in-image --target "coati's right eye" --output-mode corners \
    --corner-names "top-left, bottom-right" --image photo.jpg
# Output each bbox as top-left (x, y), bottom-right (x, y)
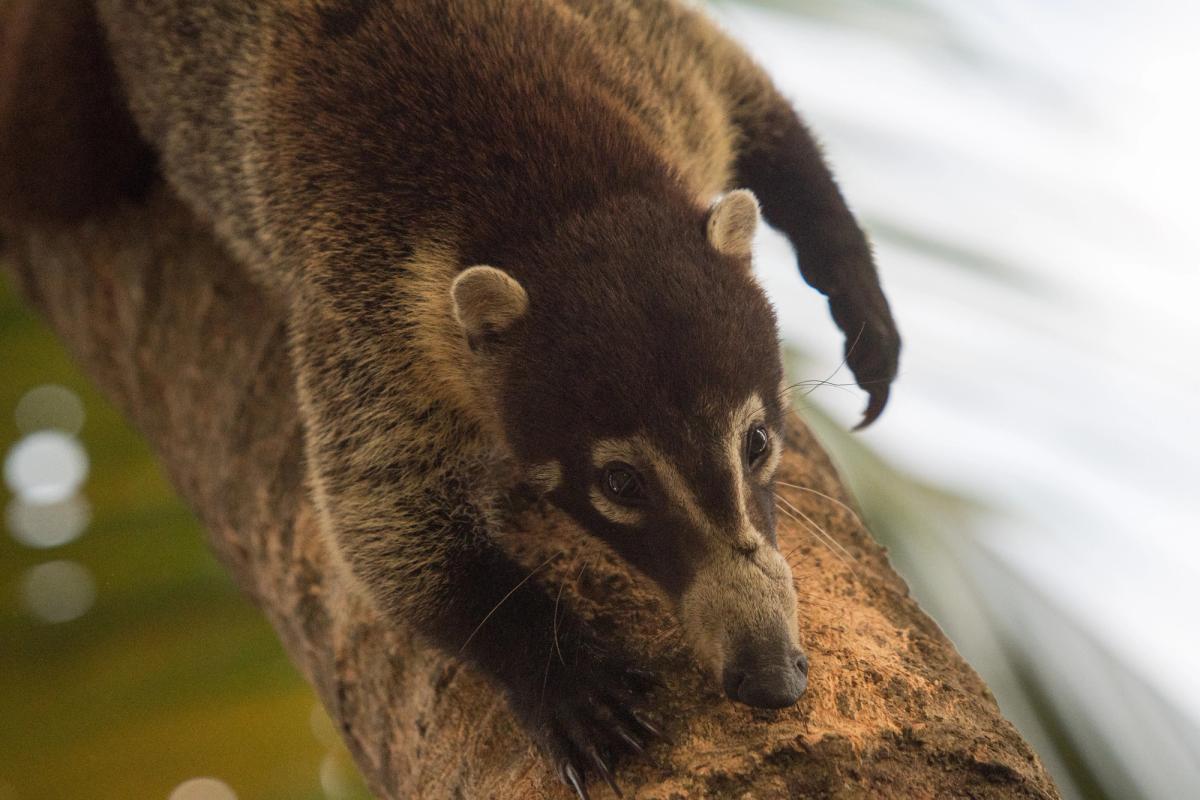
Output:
top-left (746, 424), bottom-right (770, 466)
top-left (602, 462), bottom-right (646, 505)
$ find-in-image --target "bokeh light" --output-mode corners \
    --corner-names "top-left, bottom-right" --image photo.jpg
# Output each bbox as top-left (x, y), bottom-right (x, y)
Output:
top-left (3, 430), bottom-right (89, 504)
top-left (19, 560), bottom-right (96, 624)
top-left (5, 494), bottom-right (91, 549)
top-left (167, 778), bottom-right (238, 800)
top-left (319, 753), bottom-right (359, 800)
top-left (13, 384), bottom-right (85, 435)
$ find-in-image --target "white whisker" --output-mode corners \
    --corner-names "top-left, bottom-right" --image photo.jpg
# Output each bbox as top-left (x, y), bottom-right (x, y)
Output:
top-left (774, 498), bottom-right (857, 576)
top-left (459, 549), bottom-right (564, 655)
top-left (775, 493), bottom-right (857, 565)
top-left (775, 501), bottom-right (850, 570)
top-left (775, 480), bottom-right (863, 526)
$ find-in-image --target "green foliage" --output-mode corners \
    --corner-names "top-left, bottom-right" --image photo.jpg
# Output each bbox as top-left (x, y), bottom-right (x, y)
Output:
top-left (0, 273), bottom-right (370, 800)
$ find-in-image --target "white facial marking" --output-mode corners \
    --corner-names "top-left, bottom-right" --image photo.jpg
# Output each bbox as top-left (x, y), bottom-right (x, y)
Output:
top-left (680, 543), bottom-right (800, 680)
top-left (646, 448), bottom-right (707, 531)
top-left (679, 392), bottom-right (800, 678)
top-left (588, 396), bottom-right (799, 682)
top-left (526, 460), bottom-right (562, 494)
top-left (592, 438), bottom-right (639, 470)
top-left (588, 485), bottom-right (644, 526)
top-left (759, 408), bottom-right (783, 483)
top-left (726, 393), bottom-right (775, 549)
top-left (590, 439), bottom-right (646, 526)
top-left (590, 437), bottom-right (709, 528)
top-left (588, 393), bottom-right (777, 546)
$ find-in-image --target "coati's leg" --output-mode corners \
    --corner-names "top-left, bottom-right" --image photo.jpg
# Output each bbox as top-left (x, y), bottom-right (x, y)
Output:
top-left (591, 0), bottom-right (899, 426)
top-left (288, 297), bottom-right (658, 797)
top-left (730, 85), bottom-right (900, 427)
top-left (0, 0), bottom-right (155, 225)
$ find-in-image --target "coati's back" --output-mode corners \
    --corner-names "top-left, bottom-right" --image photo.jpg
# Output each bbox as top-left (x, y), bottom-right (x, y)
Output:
top-left (96, 0), bottom-right (746, 280)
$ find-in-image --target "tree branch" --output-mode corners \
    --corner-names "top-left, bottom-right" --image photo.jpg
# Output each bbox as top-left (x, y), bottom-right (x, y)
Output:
top-left (1, 189), bottom-right (1059, 798)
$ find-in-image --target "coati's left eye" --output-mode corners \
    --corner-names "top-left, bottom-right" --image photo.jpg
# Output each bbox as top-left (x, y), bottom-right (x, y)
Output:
top-left (746, 425), bottom-right (770, 466)
top-left (602, 462), bottom-right (646, 505)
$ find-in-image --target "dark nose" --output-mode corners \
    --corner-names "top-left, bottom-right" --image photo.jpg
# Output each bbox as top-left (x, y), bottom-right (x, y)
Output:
top-left (723, 648), bottom-right (809, 709)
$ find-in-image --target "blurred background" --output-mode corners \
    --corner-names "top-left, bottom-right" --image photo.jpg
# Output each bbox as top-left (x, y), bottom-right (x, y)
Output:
top-left (1, 0), bottom-right (1197, 798)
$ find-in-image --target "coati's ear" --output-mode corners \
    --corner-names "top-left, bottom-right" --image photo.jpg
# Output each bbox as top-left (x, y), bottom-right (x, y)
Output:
top-left (450, 266), bottom-right (529, 348)
top-left (706, 189), bottom-right (760, 260)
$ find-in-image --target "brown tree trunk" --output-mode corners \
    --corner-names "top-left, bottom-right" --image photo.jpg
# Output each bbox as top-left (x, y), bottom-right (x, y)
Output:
top-left (0, 189), bottom-right (1060, 799)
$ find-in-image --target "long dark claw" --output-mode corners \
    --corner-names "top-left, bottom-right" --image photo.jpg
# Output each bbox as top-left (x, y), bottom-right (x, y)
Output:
top-left (853, 384), bottom-right (889, 431)
top-left (613, 724), bottom-right (644, 754)
top-left (563, 761), bottom-right (590, 800)
top-left (588, 748), bottom-right (623, 798)
top-left (827, 296), bottom-right (900, 431)
top-left (628, 710), bottom-right (665, 742)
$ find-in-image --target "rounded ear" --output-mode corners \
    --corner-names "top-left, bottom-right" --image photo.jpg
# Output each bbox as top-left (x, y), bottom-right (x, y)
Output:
top-left (450, 266), bottom-right (529, 347)
top-left (706, 189), bottom-right (760, 260)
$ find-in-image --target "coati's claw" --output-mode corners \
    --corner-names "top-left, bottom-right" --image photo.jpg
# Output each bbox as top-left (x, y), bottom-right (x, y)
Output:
top-left (612, 723), bottom-right (645, 754)
top-left (526, 630), bottom-right (661, 797)
top-left (853, 384), bottom-right (890, 431)
top-left (627, 709), bottom-right (665, 742)
top-left (560, 760), bottom-right (591, 800)
top-left (828, 294), bottom-right (901, 429)
top-left (588, 747), bottom-right (623, 798)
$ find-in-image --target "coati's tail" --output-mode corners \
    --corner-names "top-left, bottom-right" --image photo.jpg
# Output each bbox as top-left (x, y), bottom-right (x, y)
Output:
top-left (0, 0), bottom-right (155, 225)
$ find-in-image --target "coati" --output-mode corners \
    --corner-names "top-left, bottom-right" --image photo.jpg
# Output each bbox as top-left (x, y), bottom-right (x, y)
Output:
top-left (0, 1), bottom-right (900, 796)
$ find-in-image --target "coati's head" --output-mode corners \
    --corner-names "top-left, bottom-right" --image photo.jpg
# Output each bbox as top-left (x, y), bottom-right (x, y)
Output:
top-left (451, 189), bottom-right (807, 709)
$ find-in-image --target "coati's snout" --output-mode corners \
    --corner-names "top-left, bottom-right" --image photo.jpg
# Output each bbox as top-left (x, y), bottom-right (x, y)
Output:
top-left (722, 639), bottom-right (809, 709)
top-left (680, 544), bottom-right (807, 709)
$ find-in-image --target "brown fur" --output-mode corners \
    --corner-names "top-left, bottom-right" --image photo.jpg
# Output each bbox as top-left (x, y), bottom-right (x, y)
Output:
top-left (4, 1), bottom-right (900, 791)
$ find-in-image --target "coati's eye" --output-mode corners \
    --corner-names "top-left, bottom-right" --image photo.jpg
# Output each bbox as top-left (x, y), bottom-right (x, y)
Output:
top-left (746, 425), bottom-right (770, 466)
top-left (602, 462), bottom-right (646, 505)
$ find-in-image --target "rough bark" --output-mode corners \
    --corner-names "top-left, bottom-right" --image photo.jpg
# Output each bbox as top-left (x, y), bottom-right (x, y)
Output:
top-left (0, 189), bottom-right (1059, 799)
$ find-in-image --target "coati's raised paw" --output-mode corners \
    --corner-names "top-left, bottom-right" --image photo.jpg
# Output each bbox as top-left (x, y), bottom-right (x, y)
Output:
top-left (513, 636), bottom-right (663, 799)
top-left (827, 291), bottom-right (901, 429)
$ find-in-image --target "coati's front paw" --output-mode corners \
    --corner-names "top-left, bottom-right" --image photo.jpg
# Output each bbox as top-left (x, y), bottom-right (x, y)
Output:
top-left (827, 290), bottom-right (900, 429)
top-left (512, 634), bottom-right (663, 799)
